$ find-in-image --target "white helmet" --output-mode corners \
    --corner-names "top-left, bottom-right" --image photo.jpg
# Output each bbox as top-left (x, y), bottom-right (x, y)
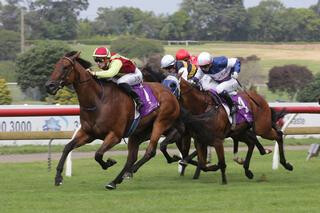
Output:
top-left (197, 52), bottom-right (212, 66)
top-left (161, 55), bottom-right (176, 68)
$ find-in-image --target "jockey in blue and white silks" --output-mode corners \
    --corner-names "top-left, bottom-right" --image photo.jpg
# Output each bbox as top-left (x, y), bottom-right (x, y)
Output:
top-left (192, 52), bottom-right (241, 121)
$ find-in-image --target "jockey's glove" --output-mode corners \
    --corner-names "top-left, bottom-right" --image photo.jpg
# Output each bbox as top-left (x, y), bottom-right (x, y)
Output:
top-left (86, 68), bottom-right (96, 76)
top-left (231, 72), bottom-right (238, 79)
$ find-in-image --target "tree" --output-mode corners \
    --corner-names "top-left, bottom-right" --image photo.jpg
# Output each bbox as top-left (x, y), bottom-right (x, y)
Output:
top-left (237, 55), bottom-right (265, 87)
top-left (15, 41), bottom-right (71, 100)
top-left (160, 10), bottom-right (191, 40)
top-left (26, 0), bottom-right (89, 40)
top-left (0, 29), bottom-right (20, 60)
top-left (247, 0), bottom-right (286, 41)
top-left (267, 65), bottom-right (314, 100)
top-left (0, 0), bottom-right (22, 32)
top-left (110, 36), bottom-right (164, 62)
top-left (180, 0), bottom-right (248, 40)
top-left (0, 77), bottom-right (12, 104)
top-left (296, 73), bottom-right (320, 102)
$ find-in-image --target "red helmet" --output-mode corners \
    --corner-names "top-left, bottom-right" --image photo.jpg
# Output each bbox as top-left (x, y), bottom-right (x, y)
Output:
top-left (176, 49), bottom-right (191, 61)
top-left (92, 47), bottom-right (111, 58)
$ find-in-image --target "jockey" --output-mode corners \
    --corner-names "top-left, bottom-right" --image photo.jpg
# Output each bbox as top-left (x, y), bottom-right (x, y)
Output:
top-left (160, 54), bottom-right (197, 80)
top-left (176, 48), bottom-right (198, 66)
top-left (192, 52), bottom-right (241, 122)
top-left (89, 47), bottom-right (143, 110)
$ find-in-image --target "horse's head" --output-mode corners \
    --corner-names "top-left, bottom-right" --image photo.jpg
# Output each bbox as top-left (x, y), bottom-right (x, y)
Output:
top-left (45, 51), bottom-right (83, 95)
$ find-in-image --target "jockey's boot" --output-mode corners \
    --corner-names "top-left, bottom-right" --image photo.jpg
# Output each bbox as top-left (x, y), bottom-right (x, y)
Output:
top-left (118, 83), bottom-right (144, 111)
top-left (220, 90), bottom-right (237, 129)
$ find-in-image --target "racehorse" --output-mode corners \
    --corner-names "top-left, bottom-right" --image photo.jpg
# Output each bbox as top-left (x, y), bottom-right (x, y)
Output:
top-left (178, 77), bottom-right (293, 184)
top-left (45, 51), bottom-right (180, 190)
top-left (141, 67), bottom-right (197, 175)
top-left (141, 67), bottom-right (274, 179)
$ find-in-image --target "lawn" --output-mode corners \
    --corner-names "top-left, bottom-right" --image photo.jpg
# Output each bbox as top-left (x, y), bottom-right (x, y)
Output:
top-left (0, 150), bottom-right (319, 212)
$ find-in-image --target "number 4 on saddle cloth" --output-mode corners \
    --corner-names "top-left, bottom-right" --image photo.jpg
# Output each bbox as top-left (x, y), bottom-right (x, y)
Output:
top-left (209, 90), bottom-right (253, 125)
top-left (124, 83), bottom-right (159, 137)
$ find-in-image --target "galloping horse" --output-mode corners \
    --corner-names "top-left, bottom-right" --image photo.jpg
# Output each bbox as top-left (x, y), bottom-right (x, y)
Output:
top-left (178, 77), bottom-right (293, 184)
top-left (141, 67), bottom-right (273, 179)
top-left (45, 51), bottom-right (180, 190)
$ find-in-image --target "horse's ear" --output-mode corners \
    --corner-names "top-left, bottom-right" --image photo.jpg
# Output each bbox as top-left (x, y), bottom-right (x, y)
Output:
top-left (177, 71), bottom-right (183, 80)
top-left (74, 51), bottom-right (81, 58)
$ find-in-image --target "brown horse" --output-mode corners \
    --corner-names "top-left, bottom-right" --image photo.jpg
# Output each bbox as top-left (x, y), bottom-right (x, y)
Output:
top-left (178, 77), bottom-right (293, 184)
top-left (45, 51), bottom-right (180, 190)
top-left (141, 67), bottom-right (198, 175)
top-left (141, 67), bottom-right (273, 179)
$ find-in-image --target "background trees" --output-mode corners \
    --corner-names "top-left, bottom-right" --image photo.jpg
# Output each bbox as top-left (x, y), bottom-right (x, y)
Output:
top-left (0, 29), bottom-right (20, 60)
top-left (15, 41), bottom-right (71, 100)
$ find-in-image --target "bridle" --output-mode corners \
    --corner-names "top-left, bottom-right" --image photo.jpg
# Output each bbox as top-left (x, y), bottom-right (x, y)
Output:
top-left (60, 56), bottom-right (103, 111)
top-left (60, 56), bottom-right (92, 86)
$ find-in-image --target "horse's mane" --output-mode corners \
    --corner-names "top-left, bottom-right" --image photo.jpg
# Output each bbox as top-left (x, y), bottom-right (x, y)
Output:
top-left (65, 51), bottom-right (92, 69)
top-left (141, 66), bottom-right (166, 82)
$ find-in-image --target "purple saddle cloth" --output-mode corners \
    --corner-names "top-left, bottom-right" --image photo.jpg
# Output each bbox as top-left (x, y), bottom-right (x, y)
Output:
top-left (231, 94), bottom-right (253, 125)
top-left (132, 83), bottom-right (159, 117)
top-left (209, 90), bottom-right (253, 125)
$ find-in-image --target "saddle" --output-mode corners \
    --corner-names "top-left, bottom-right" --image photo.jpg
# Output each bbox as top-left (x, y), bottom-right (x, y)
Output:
top-left (208, 90), bottom-right (253, 125)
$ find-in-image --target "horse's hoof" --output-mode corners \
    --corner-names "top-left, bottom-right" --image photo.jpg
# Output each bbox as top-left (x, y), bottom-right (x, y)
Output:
top-left (233, 157), bottom-right (244, 165)
top-left (106, 158), bottom-right (117, 167)
top-left (245, 170), bottom-right (254, 179)
top-left (265, 148), bottom-right (272, 154)
top-left (172, 155), bottom-right (182, 162)
top-left (179, 160), bottom-right (188, 166)
top-left (122, 172), bottom-right (133, 180)
top-left (212, 164), bottom-right (220, 171)
top-left (54, 176), bottom-right (63, 186)
top-left (285, 163), bottom-right (293, 171)
top-left (105, 182), bottom-right (116, 190)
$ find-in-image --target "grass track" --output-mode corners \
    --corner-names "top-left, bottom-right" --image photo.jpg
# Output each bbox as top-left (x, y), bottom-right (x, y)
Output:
top-left (1, 150), bottom-right (319, 212)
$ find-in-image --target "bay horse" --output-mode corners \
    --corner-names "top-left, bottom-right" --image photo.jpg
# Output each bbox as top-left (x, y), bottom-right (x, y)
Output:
top-left (141, 67), bottom-right (197, 175)
top-left (178, 77), bottom-right (293, 184)
top-left (45, 51), bottom-right (180, 190)
top-left (141, 67), bottom-right (273, 179)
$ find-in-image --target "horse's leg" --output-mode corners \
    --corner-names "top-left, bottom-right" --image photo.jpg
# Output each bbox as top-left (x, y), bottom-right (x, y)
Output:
top-left (260, 129), bottom-right (293, 171)
top-left (131, 121), bottom-right (168, 173)
top-left (205, 139), bottom-right (227, 184)
top-left (239, 133), bottom-right (255, 179)
top-left (247, 130), bottom-right (272, 155)
top-left (94, 132), bottom-right (120, 170)
top-left (275, 130), bottom-right (293, 170)
top-left (176, 134), bottom-right (192, 176)
top-left (160, 128), bottom-right (181, 163)
top-left (55, 129), bottom-right (93, 186)
top-left (192, 142), bottom-right (207, 180)
top-left (232, 138), bottom-right (243, 164)
top-left (106, 136), bottom-right (140, 190)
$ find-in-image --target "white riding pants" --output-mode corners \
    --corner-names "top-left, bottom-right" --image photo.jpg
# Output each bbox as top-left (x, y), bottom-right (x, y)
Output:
top-left (116, 68), bottom-right (143, 86)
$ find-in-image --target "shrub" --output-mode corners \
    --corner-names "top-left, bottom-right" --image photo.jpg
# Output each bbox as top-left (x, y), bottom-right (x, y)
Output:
top-left (0, 77), bottom-right (12, 104)
top-left (110, 36), bottom-right (164, 61)
top-left (45, 87), bottom-right (78, 105)
top-left (267, 65), bottom-right (314, 100)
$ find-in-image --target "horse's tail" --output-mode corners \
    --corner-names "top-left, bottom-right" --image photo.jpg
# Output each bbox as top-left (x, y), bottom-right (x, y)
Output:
top-left (180, 107), bottom-right (216, 141)
top-left (271, 108), bottom-right (287, 130)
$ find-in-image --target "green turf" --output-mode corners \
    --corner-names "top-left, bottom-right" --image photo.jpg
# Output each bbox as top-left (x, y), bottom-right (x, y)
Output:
top-left (0, 137), bottom-right (318, 155)
top-left (0, 150), bottom-right (319, 212)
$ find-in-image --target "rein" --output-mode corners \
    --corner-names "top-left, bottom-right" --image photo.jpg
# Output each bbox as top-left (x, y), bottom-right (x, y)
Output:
top-left (180, 81), bottom-right (216, 111)
top-left (62, 56), bottom-right (104, 111)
